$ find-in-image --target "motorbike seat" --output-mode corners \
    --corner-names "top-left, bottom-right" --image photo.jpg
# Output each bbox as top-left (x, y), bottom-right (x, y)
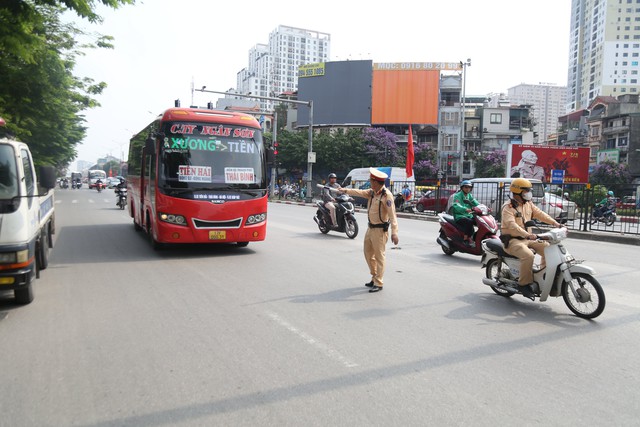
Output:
top-left (484, 238), bottom-right (518, 258)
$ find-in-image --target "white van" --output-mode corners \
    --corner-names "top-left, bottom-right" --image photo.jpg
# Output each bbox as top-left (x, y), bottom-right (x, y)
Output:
top-left (341, 167), bottom-right (415, 206)
top-left (466, 177), bottom-right (545, 217)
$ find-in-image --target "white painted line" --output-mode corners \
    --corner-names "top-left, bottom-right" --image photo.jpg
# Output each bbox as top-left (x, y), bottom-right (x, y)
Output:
top-left (266, 311), bottom-right (359, 368)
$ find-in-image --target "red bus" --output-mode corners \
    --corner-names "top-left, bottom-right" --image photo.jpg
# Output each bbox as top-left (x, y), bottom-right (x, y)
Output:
top-left (127, 108), bottom-right (268, 248)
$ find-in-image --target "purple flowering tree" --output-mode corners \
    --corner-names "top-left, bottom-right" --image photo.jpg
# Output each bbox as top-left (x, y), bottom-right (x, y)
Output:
top-left (590, 161), bottom-right (632, 187)
top-left (362, 127), bottom-right (400, 165)
top-left (473, 150), bottom-right (507, 177)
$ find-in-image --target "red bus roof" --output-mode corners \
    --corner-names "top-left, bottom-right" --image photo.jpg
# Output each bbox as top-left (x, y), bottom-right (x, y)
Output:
top-left (159, 108), bottom-right (261, 128)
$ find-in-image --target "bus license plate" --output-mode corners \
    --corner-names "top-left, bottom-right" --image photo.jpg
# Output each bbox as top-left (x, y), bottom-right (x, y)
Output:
top-left (209, 230), bottom-right (226, 240)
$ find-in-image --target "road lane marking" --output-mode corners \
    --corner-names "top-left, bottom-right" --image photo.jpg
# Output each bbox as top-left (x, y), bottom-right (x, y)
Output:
top-left (266, 311), bottom-right (359, 368)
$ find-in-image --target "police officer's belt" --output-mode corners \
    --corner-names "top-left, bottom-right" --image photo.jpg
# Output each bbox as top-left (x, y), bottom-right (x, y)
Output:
top-left (369, 222), bottom-right (390, 231)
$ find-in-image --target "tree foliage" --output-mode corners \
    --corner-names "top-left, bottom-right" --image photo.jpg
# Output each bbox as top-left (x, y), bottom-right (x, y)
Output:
top-left (589, 160), bottom-right (632, 189)
top-left (473, 150), bottom-right (507, 178)
top-left (0, 0), bottom-right (131, 169)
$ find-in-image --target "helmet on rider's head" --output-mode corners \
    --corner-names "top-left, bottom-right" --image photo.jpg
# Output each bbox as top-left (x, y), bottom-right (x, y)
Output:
top-left (460, 180), bottom-right (473, 189)
top-left (510, 177), bottom-right (532, 194)
top-left (328, 173), bottom-right (337, 179)
top-left (607, 191), bottom-right (614, 196)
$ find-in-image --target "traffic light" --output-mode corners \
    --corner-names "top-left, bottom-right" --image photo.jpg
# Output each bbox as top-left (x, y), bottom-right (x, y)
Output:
top-left (447, 154), bottom-right (452, 173)
top-left (273, 141), bottom-right (278, 155)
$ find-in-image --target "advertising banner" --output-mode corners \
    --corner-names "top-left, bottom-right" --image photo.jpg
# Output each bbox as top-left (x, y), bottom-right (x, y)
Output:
top-left (509, 145), bottom-right (590, 184)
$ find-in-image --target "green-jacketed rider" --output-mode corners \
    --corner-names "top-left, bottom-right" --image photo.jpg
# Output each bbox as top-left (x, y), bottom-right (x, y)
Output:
top-left (450, 180), bottom-right (480, 246)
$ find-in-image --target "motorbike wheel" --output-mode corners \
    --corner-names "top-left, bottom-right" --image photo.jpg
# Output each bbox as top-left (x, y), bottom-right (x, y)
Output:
top-left (485, 258), bottom-right (515, 297)
top-left (589, 214), bottom-right (598, 225)
top-left (605, 214), bottom-right (616, 226)
top-left (316, 212), bottom-right (330, 234)
top-left (562, 273), bottom-right (605, 319)
top-left (439, 231), bottom-right (456, 256)
top-left (345, 217), bottom-right (359, 239)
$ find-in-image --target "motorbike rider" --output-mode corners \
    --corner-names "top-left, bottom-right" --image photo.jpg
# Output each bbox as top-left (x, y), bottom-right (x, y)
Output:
top-left (451, 180), bottom-right (479, 246)
top-left (594, 190), bottom-right (616, 217)
top-left (322, 173), bottom-right (341, 228)
top-left (115, 177), bottom-right (126, 205)
top-left (500, 177), bottom-right (563, 301)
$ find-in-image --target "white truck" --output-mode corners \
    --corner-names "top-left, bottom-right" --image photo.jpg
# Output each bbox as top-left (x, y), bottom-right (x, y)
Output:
top-left (0, 136), bottom-right (57, 304)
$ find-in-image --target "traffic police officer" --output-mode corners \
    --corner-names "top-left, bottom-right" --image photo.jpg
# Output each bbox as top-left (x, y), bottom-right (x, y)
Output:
top-left (339, 168), bottom-right (399, 293)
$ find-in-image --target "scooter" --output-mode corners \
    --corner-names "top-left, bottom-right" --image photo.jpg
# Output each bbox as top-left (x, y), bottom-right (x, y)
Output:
top-left (313, 185), bottom-right (359, 239)
top-left (480, 225), bottom-right (605, 319)
top-left (590, 204), bottom-right (616, 226)
top-left (115, 186), bottom-right (127, 210)
top-left (394, 193), bottom-right (416, 213)
top-left (436, 204), bottom-right (498, 256)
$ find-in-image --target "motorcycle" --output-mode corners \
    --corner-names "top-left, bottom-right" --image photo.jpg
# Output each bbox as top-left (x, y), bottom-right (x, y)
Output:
top-left (115, 186), bottom-right (127, 210)
top-left (590, 204), bottom-right (616, 226)
top-left (436, 203), bottom-right (498, 256)
top-left (71, 179), bottom-right (82, 189)
top-left (394, 193), bottom-right (416, 213)
top-left (59, 179), bottom-right (69, 189)
top-left (96, 181), bottom-right (104, 192)
top-left (313, 184), bottom-right (359, 239)
top-left (481, 225), bottom-right (605, 319)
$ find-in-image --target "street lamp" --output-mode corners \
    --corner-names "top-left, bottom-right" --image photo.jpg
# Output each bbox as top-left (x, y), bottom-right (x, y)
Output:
top-left (460, 58), bottom-right (471, 181)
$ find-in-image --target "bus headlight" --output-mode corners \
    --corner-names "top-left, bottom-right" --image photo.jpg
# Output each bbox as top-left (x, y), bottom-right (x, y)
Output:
top-left (159, 212), bottom-right (188, 226)
top-left (246, 213), bottom-right (266, 225)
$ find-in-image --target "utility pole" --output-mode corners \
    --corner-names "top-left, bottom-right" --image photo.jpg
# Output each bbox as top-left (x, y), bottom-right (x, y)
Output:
top-left (460, 59), bottom-right (471, 182)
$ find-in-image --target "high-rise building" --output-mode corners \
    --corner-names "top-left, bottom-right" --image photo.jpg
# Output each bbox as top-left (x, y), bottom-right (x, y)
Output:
top-left (567, 0), bottom-right (640, 111)
top-left (508, 83), bottom-right (567, 144)
top-left (236, 25), bottom-right (330, 111)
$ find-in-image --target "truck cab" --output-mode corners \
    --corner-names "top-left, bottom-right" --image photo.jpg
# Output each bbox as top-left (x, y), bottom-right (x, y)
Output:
top-left (0, 137), bottom-right (56, 304)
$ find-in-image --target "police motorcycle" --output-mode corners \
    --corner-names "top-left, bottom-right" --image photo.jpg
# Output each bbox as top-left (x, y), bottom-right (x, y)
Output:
top-left (313, 184), bottom-right (359, 239)
top-left (436, 203), bottom-right (499, 256)
top-left (115, 182), bottom-right (127, 210)
top-left (481, 222), bottom-right (605, 319)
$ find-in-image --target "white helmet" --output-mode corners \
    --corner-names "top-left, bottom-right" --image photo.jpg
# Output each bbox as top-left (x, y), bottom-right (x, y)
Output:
top-left (521, 150), bottom-right (538, 164)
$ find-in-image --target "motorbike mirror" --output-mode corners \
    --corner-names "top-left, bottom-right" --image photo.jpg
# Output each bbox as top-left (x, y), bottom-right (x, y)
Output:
top-left (463, 199), bottom-right (471, 205)
top-left (145, 136), bottom-right (156, 155)
top-left (524, 220), bottom-right (536, 227)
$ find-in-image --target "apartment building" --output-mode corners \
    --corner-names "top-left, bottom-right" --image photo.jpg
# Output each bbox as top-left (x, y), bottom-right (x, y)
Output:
top-left (567, 0), bottom-right (640, 111)
top-left (235, 26), bottom-right (330, 111)
top-left (508, 83), bottom-right (567, 144)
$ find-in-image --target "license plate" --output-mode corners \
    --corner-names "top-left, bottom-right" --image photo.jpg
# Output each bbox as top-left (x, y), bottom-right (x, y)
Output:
top-left (209, 230), bottom-right (226, 240)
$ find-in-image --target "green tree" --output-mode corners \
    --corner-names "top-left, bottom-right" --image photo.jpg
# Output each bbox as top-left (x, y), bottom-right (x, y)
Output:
top-left (1, 0), bottom-right (133, 64)
top-left (1, 0), bottom-right (131, 169)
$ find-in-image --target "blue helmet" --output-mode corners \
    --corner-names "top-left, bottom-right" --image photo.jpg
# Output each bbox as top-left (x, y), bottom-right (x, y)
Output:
top-left (460, 180), bottom-right (473, 189)
top-left (608, 191), bottom-right (614, 196)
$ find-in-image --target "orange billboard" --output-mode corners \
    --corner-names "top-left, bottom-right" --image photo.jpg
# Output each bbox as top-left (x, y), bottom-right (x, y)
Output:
top-left (371, 69), bottom-right (440, 125)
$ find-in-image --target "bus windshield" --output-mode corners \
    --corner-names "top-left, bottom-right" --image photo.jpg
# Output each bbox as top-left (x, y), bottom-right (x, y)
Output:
top-left (158, 121), bottom-right (266, 190)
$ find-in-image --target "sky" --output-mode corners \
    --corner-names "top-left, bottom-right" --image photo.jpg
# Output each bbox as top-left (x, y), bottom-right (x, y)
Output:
top-left (69, 0), bottom-right (572, 168)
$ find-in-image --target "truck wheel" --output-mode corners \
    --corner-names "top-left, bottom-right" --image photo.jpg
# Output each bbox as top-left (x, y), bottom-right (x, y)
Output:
top-left (37, 229), bottom-right (49, 271)
top-left (15, 284), bottom-right (34, 305)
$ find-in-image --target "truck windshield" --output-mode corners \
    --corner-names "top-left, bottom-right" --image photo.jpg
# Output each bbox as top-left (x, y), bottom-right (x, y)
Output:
top-left (0, 145), bottom-right (18, 199)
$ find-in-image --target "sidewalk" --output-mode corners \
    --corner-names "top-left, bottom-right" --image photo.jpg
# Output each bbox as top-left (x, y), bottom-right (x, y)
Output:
top-left (270, 198), bottom-right (640, 247)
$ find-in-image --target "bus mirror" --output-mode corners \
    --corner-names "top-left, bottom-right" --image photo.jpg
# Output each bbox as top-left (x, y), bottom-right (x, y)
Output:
top-left (145, 137), bottom-right (155, 155)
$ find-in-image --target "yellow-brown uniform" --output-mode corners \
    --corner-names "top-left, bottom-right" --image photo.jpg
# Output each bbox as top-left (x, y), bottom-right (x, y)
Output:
top-left (342, 186), bottom-right (399, 288)
top-left (501, 199), bottom-right (559, 285)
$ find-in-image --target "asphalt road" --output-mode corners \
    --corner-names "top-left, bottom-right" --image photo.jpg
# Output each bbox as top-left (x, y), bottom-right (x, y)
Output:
top-left (1, 189), bottom-right (638, 426)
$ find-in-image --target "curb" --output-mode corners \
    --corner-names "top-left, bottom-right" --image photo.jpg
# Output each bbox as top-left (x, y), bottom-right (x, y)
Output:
top-left (269, 199), bottom-right (640, 246)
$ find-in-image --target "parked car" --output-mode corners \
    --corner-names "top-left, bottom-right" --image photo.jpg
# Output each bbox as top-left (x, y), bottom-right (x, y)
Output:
top-left (616, 196), bottom-right (637, 209)
top-left (415, 188), bottom-right (455, 213)
top-left (539, 192), bottom-right (578, 222)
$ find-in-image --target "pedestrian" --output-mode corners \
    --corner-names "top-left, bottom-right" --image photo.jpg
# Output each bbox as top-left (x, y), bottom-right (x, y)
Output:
top-left (339, 168), bottom-right (399, 293)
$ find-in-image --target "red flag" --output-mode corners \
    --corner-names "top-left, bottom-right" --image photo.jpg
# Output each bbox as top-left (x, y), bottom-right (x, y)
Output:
top-left (406, 125), bottom-right (414, 178)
